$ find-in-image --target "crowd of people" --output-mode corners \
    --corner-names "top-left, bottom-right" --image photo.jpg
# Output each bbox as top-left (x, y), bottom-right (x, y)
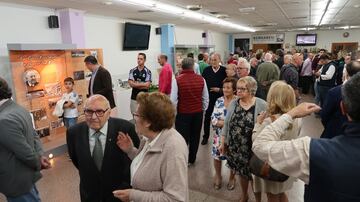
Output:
top-left (1, 47), bottom-right (360, 202)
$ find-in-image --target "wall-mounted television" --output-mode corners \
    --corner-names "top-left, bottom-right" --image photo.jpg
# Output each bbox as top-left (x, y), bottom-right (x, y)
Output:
top-left (123, 22), bottom-right (151, 50)
top-left (296, 34), bottom-right (317, 46)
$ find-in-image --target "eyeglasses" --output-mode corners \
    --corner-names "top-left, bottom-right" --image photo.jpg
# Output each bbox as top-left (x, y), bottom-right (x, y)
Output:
top-left (132, 112), bottom-right (144, 119)
top-left (237, 87), bottom-right (248, 92)
top-left (84, 108), bottom-right (109, 117)
top-left (236, 67), bottom-right (247, 70)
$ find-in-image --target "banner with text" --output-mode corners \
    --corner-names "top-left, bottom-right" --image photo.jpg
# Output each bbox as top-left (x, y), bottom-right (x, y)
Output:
top-left (252, 33), bottom-right (285, 44)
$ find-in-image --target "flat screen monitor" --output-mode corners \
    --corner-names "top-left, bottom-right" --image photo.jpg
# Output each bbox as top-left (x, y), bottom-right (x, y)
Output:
top-left (123, 22), bottom-right (151, 50)
top-left (296, 34), bottom-right (317, 46)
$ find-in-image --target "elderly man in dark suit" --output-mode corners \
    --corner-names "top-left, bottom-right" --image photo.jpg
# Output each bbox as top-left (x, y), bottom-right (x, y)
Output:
top-left (67, 94), bottom-right (139, 202)
top-left (84, 56), bottom-right (116, 113)
top-left (0, 77), bottom-right (50, 201)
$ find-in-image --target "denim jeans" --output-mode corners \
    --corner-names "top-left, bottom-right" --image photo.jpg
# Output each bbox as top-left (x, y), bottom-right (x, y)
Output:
top-left (318, 85), bottom-right (332, 108)
top-left (7, 185), bottom-right (41, 202)
top-left (314, 81), bottom-right (320, 105)
top-left (63, 117), bottom-right (78, 128)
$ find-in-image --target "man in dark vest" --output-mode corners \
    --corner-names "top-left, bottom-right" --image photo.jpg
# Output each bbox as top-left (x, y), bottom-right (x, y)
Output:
top-left (314, 54), bottom-right (337, 108)
top-left (170, 58), bottom-right (209, 165)
top-left (253, 72), bottom-right (360, 202)
top-left (320, 61), bottom-right (360, 139)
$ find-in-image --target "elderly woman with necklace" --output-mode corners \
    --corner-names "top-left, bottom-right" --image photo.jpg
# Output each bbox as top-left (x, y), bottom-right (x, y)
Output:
top-left (219, 76), bottom-right (267, 202)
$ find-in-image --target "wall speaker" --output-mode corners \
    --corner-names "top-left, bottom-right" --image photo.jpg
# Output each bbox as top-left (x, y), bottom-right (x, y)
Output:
top-left (202, 32), bottom-right (207, 38)
top-left (155, 27), bottom-right (162, 35)
top-left (48, 15), bottom-right (59, 28)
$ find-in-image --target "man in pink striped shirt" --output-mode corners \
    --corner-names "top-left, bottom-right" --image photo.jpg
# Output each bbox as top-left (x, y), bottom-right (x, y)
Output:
top-left (158, 54), bottom-right (173, 95)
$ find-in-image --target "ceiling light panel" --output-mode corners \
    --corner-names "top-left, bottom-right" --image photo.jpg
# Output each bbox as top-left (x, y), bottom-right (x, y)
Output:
top-left (115, 0), bottom-right (255, 32)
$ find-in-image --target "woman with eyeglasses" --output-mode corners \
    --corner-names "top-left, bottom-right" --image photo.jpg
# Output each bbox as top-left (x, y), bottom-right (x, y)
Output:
top-left (113, 92), bottom-right (189, 202)
top-left (219, 76), bottom-right (267, 202)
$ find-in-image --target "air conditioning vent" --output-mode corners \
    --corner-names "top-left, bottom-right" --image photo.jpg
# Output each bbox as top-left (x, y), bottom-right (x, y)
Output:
top-left (186, 4), bottom-right (202, 11)
top-left (138, 9), bottom-right (154, 13)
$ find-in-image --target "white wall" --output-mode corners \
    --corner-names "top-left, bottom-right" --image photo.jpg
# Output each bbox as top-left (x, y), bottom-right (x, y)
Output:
top-left (174, 26), bottom-right (229, 61)
top-left (84, 15), bottom-right (162, 83)
top-left (0, 2), bottom-right (228, 86)
top-left (0, 3), bottom-right (62, 88)
top-left (233, 29), bottom-right (360, 51)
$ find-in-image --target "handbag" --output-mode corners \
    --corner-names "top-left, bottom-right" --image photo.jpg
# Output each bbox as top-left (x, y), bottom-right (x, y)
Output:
top-left (249, 154), bottom-right (289, 182)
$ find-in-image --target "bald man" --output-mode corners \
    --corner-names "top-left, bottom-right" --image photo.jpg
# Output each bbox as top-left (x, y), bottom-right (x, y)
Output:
top-left (280, 53), bottom-right (303, 101)
top-left (67, 95), bottom-right (140, 202)
top-left (256, 53), bottom-right (280, 100)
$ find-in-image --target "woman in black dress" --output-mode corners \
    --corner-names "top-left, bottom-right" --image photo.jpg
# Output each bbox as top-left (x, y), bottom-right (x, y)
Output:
top-left (220, 76), bottom-right (267, 202)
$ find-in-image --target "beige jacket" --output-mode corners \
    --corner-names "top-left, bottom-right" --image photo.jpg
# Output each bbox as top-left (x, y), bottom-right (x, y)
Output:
top-left (126, 128), bottom-right (189, 202)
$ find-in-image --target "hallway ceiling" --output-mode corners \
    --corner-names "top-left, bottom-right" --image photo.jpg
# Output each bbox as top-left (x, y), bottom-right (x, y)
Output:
top-left (2, 0), bottom-right (360, 33)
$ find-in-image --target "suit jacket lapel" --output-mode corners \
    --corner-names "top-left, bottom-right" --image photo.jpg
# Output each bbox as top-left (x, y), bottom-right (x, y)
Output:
top-left (81, 124), bottom-right (100, 173)
top-left (101, 118), bottom-right (115, 172)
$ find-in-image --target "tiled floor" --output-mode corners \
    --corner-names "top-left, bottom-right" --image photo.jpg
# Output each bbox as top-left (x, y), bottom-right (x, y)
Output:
top-left (0, 95), bottom-right (323, 202)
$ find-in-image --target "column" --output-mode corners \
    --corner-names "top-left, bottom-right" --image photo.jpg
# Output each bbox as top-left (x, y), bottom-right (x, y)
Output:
top-left (58, 8), bottom-right (86, 48)
top-left (228, 34), bottom-right (234, 53)
top-left (160, 24), bottom-right (175, 70)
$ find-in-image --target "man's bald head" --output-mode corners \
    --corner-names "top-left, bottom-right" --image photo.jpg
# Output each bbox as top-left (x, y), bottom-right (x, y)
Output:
top-left (264, 53), bottom-right (273, 62)
top-left (85, 94), bottom-right (110, 109)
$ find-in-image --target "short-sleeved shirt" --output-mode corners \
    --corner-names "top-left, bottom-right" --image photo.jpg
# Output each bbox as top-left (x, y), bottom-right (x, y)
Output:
top-left (128, 66), bottom-right (152, 100)
top-left (62, 91), bottom-right (79, 118)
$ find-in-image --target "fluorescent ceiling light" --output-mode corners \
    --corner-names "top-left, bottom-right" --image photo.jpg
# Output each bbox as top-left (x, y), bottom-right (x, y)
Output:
top-left (116, 0), bottom-right (255, 32)
top-left (317, 0), bottom-right (344, 26)
top-left (238, 7), bottom-right (256, 13)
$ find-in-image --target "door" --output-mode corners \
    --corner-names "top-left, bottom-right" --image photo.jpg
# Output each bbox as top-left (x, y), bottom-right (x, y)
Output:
top-left (331, 42), bottom-right (358, 55)
top-left (252, 44), bottom-right (269, 52)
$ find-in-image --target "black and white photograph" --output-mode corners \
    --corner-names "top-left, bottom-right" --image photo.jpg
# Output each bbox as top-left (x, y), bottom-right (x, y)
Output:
top-left (78, 94), bottom-right (83, 105)
top-left (73, 70), bottom-right (85, 80)
top-left (31, 108), bottom-right (47, 122)
top-left (23, 69), bottom-right (40, 87)
top-left (36, 126), bottom-right (50, 138)
top-left (71, 50), bottom-right (85, 57)
top-left (44, 82), bottom-right (62, 97)
top-left (26, 89), bottom-right (45, 99)
top-left (50, 118), bottom-right (64, 129)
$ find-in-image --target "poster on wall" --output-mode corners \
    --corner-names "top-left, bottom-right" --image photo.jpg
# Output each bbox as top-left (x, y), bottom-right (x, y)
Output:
top-left (252, 33), bottom-right (285, 44)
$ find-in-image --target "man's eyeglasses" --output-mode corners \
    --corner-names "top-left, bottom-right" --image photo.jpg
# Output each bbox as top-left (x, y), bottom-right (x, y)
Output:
top-left (84, 108), bottom-right (109, 117)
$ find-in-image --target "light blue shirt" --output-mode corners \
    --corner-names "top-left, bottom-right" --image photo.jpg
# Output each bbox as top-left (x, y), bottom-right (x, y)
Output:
top-left (88, 121), bottom-right (108, 155)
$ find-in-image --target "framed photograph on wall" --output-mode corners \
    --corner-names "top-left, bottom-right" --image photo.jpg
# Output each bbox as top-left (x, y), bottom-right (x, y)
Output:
top-left (36, 127), bottom-right (50, 138)
top-left (73, 71), bottom-right (85, 80)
